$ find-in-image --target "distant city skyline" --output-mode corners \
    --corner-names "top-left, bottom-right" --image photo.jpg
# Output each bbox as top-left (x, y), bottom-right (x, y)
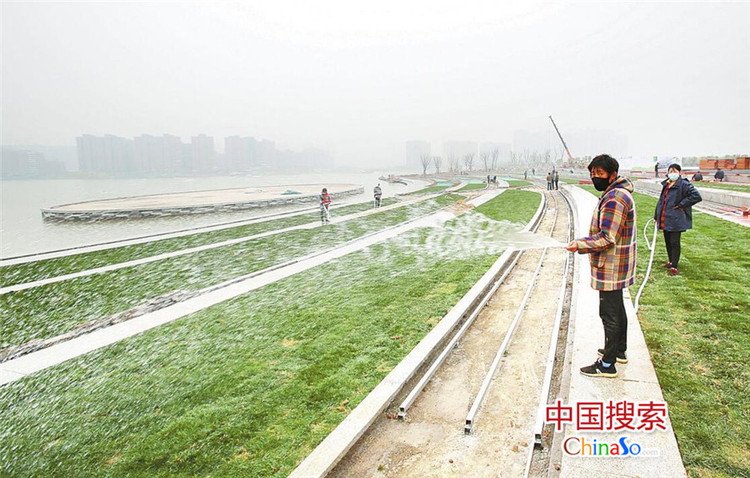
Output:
top-left (2, 2), bottom-right (747, 167)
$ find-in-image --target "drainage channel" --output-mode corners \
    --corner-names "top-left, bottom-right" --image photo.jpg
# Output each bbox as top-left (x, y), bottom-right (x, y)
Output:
top-left (326, 189), bottom-right (573, 477)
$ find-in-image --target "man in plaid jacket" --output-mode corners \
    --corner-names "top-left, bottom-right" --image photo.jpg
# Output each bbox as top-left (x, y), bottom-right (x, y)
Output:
top-left (566, 154), bottom-right (636, 378)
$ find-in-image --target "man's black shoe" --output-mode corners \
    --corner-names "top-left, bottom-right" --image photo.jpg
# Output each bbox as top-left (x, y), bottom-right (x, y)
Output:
top-left (580, 359), bottom-right (618, 378)
top-left (597, 349), bottom-right (628, 364)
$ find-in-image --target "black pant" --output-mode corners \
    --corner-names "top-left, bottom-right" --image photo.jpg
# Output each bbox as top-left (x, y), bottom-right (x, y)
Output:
top-left (599, 289), bottom-right (627, 364)
top-left (663, 230), bottom-right (682, 268)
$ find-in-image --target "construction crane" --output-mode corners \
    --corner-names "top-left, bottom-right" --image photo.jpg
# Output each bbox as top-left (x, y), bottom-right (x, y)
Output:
top-left (548, 115), bottom-right (574, 163)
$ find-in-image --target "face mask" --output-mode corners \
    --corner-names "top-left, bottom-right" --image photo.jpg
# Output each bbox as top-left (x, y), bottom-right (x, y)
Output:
top-left (668, 173), bottom-right (680, 181)
top-left (591, 176), bottom-right (611, 191)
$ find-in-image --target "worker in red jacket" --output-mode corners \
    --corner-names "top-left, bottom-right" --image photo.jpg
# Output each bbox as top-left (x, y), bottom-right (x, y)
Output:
top-left (319, 188), bottom-right (331, 224)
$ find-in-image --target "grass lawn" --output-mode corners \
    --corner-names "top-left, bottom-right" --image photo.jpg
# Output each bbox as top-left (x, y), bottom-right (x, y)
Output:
top-left (0, 196), bottom-right (457, 349)
top-left (559, 177), bottom-right (589, 185)
top-left (577, 184), bottom-right (749, 477)
top-left (0, 199), bottom-right (397, 287)
top-left (457, 182), bottom-right (487, 192)
top-left (0, 190), bottom-right (541, 477)
top-left (505, 179), bottom-right (532, 188)
top-left (406, 183), bottom-right (456, 195)
top-left (693, 181), bottom-right (750, 194)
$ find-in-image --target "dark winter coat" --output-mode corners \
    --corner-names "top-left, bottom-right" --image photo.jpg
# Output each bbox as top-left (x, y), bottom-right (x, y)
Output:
top-left (654, 177), bottom-right (702, 232)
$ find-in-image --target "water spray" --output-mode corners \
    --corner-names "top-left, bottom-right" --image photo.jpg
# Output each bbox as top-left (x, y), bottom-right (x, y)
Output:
top-left (634, 218), bottom-right (659, 313)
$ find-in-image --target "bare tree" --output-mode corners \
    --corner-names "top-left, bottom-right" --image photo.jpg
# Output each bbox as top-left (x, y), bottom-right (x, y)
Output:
top-left (448, 154), bottom-right (459, 173)
top-left (491, 148), bottom-right (499, 170)
top-left (433, 156), bottom-right (442, 174)
top-left (481, 152), bottom-right (490, 171)
top-left (463, 152), bottom-right (475, 172)
top-left (420, 153), bottom-right (431, 176)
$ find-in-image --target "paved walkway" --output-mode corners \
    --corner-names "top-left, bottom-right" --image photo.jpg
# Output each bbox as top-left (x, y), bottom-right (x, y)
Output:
top-left (0, 195), bottom-right (441, 294)
top-left (0, 190), bottom-right (503, 386)
top-left (557, 185), bottom-right (686, 477)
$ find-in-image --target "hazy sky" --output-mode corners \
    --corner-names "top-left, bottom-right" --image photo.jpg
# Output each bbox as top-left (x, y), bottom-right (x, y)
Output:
top-left (2, 1), bottom-right (748, 164)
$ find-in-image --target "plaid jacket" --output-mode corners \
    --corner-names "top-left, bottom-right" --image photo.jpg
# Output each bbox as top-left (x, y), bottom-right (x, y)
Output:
top-left (575, 177), bottom-right (637, 291)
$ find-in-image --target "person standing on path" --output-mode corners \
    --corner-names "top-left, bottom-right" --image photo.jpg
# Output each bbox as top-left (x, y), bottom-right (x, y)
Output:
top-left (319, 188), bottom-right (332, 224)
top-left (546, 172), bottom-right (553, 190)
top-left (566, 154), bottom-right (637, 378)
top-left (373, 184), bottom-right (382, 207)
top-left (553, 170), bottom-right (559, 190)
top-left (654, 163), bottom-right (702, 276)
top-left (654, 162), bottom-right (659, 178)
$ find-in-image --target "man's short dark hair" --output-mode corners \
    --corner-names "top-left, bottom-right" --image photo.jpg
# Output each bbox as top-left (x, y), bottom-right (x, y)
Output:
top-left (587, 154), bottom-right (619, 175)
top-left (668, 163), bottom-right (681, 172)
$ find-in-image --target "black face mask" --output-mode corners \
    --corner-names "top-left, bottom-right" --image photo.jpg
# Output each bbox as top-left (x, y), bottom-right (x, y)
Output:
top-left (591, 176), bottom-right (611, 191)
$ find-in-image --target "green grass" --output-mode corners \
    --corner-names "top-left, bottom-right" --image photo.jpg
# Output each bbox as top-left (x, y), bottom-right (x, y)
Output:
top-left (505, 179), bottom-right (532, 188)
top-left (406, 185), bottom-right (451, 195)
top-left (457, 182), bottom-right (487, 192)
top-left (0, 199), bottom-right (397, 287)
top-left (560, 177), bottom-right (588, 184)
top-left (693, 181), bottom-right (750, 194)
top-left (0, 196), bottom-right (459, 349)
top-left (0, 190), bottom-right (536, 477)
top-left (474, 189), bottom-right (541, 225)
top-left (575, 184), bottom-right (750, 477)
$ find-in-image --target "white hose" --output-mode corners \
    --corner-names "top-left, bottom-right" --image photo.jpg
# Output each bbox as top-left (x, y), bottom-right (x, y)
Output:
top-left (634, 218), bottom-right (659, 313)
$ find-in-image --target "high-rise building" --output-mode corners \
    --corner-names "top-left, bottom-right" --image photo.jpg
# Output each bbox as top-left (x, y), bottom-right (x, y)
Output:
top-left (76, 134), bottom-right (134, 174)
top-left (163, 134), bottom-right (184, 172)
top-left (134, 134), bottom-right (185, 173)
top-left (255, 139), bottom-right (276, 170)
top-left (189, 134), bottom-right (215, 172)
top-left (225, 136), bottom-right (257, 171)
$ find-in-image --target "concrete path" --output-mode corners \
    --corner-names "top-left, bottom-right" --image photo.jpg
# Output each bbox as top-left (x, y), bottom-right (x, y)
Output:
top-left (557, 185), bottom-right (686, 477)
top-left (0, 190), bottom-right (503, 386)
top-left (0, 195), bottom-right (441, 294)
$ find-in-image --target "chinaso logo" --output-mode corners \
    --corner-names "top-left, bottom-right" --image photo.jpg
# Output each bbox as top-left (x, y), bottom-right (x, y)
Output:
top-left (563, 436), bottom-right (658, 457)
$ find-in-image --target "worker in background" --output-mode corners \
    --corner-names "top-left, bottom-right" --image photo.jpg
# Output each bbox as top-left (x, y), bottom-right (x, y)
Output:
top-left (373, 183), bottom-right (382, 207)
top-left (691, 170), bottom-right (703, 182)
top-left (319, 188), bottom-right (331, 224)
top-left (654, 164), bottom-right (702, 276)
top-left (714, 168), bottom-right (725, 182)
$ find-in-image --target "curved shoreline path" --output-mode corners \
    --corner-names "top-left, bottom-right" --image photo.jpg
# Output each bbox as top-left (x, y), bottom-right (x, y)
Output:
top-left (1, 194), bottom-right (443, 294)
top-left (0, 189), bottom-right (504, 386)
top-left (41, 183), bottom-right (363, 220)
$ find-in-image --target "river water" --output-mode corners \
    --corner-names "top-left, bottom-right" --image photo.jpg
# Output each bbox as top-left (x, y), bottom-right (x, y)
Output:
top-left (1, 173), bottom-right (425, 259)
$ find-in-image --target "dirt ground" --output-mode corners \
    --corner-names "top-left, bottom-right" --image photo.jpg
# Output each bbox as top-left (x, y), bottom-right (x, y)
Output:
top-left (331, 191), bottom-right (571, 477)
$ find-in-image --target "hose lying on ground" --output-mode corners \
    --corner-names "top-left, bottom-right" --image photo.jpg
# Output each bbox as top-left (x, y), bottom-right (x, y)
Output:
top-left (634, 218), bottom-right (658, 313)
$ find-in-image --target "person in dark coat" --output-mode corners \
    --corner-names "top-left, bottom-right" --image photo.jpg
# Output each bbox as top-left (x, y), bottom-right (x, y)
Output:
top-left (654, 164), bottom-right (702, 276)
top-left (691, 171), bottom-right (703, 182)
top-left (714, 168), bottom-right (725, 182)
